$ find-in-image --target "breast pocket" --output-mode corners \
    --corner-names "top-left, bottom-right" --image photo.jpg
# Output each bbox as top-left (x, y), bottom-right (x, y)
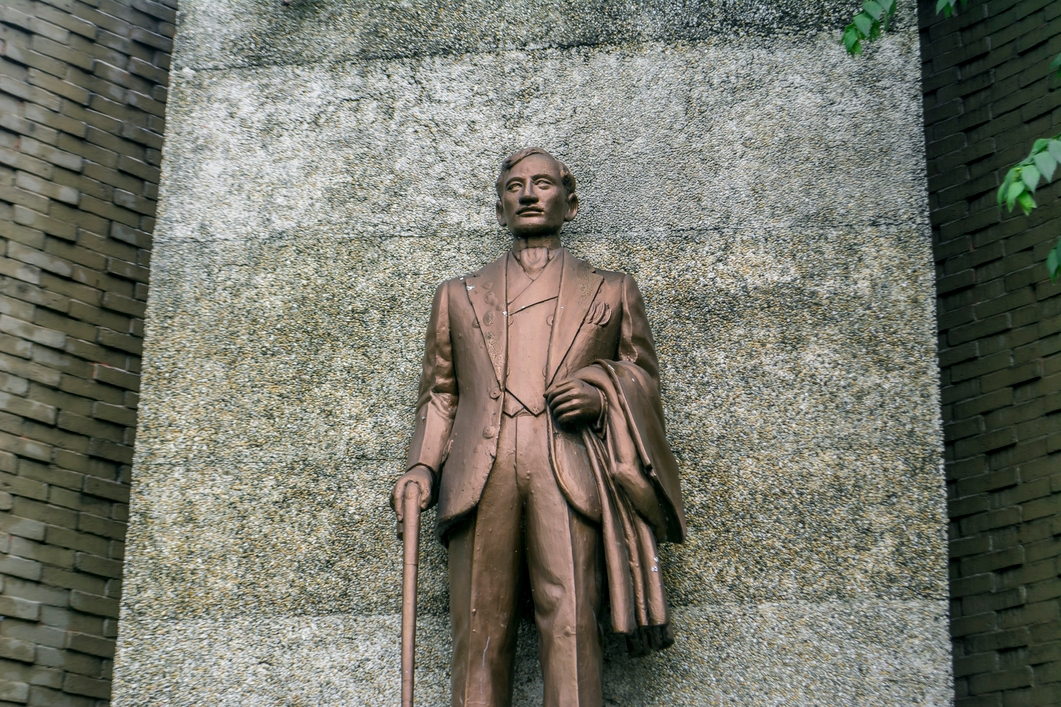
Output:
top-left (566, 301), bottom-right (618, 371)
top-left (586, 302), bottom-right (611, 327)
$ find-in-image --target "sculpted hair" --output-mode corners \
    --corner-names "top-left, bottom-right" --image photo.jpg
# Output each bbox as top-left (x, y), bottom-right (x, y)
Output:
top-left (495, 147), bottom-right (576, 197)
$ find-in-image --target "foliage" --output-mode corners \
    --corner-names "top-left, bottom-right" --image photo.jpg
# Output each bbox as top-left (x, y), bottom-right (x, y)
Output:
top-left (842, 0), bottom-right (895, 56)
top-left (997, 138), bottom-right (1061, 281)
top-left (996, 138), bottom-right (1061, 215)
top-left (843, 0), bottom-right (1061, 281)
top-left (935, 0), bottom-right (968, 18)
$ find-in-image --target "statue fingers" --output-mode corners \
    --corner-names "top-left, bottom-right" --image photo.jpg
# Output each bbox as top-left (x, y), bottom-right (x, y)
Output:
top-left (550, 396), bottom-right (580, 413)
top-left (545, 379), bottom-right (577, 399)
top-left (553, 399), bottom-right (589, 419)
top-left (548, 391), bottom-right (578, 408)
top-left (550, 385), bottom-right (588, 406)
top-left (392, 485), bottom-right (405, 521)
top-left (556, 409), bottom-right (590, 425)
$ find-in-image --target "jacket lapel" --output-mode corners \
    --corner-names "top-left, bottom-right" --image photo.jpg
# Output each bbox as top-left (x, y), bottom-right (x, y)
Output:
top-left (509, 251), bottom-right (562, 312)
top-left (547, 249), bottom-right (603, 385)
top-left (464, 254), bottom-right (508, 387)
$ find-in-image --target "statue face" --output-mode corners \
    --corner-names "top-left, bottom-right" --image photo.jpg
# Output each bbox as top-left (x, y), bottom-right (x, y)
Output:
top-left (495, 153), bottom-right (578, 238)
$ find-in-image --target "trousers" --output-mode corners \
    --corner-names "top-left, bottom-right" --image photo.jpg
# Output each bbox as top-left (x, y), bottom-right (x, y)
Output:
top-left (448, 412), bottom-right (603, 707)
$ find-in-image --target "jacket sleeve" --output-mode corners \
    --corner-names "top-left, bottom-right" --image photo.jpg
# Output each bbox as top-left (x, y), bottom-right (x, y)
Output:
top-left (612, 274), bottom-right (687, 542)
top-left (405, 279), bottom-right (458, 476)
top-left (618, 274), bottom-right (660, 386)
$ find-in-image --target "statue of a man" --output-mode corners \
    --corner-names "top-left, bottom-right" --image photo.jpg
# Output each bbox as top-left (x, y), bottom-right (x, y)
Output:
top-left (391, 148), bottom-right (686, 707)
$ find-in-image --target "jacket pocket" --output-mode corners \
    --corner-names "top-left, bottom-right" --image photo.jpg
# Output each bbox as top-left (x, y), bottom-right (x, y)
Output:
top-left (588, 302), bottom-right (611, 327)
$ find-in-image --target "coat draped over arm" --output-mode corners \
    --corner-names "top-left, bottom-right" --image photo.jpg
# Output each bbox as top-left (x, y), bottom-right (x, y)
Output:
top-left (576, 359), bottom-right (686, 656)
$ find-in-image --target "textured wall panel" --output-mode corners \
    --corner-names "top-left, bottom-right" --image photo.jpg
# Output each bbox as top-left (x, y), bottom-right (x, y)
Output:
top-left (114, 1), bottom-right (950, 704)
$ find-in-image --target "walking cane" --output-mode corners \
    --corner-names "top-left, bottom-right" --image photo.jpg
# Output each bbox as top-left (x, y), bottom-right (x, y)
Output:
top-left (397, 482), bottom-right (422, 707)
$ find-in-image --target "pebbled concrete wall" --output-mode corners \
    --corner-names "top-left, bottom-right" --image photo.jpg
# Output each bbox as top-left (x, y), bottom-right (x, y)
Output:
top-left (112, 1), bottom-right (952, 704)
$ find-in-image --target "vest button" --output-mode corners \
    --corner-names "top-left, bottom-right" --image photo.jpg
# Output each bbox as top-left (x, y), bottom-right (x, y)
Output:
top-left (483, 425), bottom-right (497, 439)
top-left (490, 387), bottom-right (501, 399)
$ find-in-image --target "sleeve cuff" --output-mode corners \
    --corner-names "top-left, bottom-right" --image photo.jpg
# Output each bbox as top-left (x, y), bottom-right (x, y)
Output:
top-left (592, 387), bottom-right (608, 434)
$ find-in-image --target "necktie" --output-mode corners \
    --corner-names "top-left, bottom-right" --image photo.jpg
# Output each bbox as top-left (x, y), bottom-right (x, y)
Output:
top-left (516, 247), bottom-right (549, 279)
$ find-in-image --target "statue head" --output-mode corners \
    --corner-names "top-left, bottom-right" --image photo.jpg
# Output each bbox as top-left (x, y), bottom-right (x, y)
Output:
top-left (495, 147), bottom-right (579, 239)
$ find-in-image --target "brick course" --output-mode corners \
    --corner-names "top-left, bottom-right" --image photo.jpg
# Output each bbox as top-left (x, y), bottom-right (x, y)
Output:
top-left (0, 1), bottom-right (171, 705)
top-left (0, 0), bottom-right (1055, 704)
top-left (921, 0), bottom-right (1061, 704)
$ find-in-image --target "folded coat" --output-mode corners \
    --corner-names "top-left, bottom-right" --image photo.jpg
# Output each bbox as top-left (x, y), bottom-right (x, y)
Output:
top-left (576, 360), bottom-right (686, 656)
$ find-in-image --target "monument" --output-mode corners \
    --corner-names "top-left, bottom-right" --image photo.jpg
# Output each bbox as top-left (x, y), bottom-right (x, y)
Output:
top-left (112, 1), bottom-right (952, 704)
top-left (392, 147), bottom-right (686, 706)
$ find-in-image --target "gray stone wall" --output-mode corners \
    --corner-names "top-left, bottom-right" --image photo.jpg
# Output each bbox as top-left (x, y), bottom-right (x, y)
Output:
top-left (0, 1), bottom-right (174, 705)
top-left (113, 1), bottom-right (952, 704)
top-left (919, 0), bottom-right (1061, 705)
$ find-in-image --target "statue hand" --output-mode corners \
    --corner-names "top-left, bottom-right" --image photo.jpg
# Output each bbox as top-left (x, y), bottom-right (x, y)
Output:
top-left (391, 465), bottom-right (434, 522)
top-left (545, 378), bottom-right (603, 429)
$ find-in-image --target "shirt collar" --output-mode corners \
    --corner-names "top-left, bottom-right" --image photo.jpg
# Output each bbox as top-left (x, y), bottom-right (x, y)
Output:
top-left (510, 235), bottom-right (562, 254)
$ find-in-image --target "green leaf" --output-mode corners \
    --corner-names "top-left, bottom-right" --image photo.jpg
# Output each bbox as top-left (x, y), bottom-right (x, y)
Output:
top-left (935, 0), bottom-right (950, 12)
top-left (842, 0), bottom-right (894, 54)
top-left (843, 26), bottom-right (861, 54)
top-left (1034, 151), bottom-right (1058, 182)
top-left (1017, 191), bottom-right (1037, 215)
top-left (1052, 53), bottom-right (1061, 77)
top-left (1048, 239), bottom-right (1061, 281)
top-left (1023, 164), bottom-right (1041, 192)
top-left (853, 12), bottom-right (873, 36)
top-left (1033, 138), bottom-right (1050, 153)
top-left (1006, 179), bottom-right (1025, 211)
top-left (1048, 140), bottom-right (1061, 163)
top-left (998, 172), bottom-right (1015, 206)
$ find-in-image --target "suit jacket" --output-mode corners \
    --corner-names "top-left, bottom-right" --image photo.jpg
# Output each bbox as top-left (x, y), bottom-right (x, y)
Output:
top-left (406, 247), bottom-right (686, 542)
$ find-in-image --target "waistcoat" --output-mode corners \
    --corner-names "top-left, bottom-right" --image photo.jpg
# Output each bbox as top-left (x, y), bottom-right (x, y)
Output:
top-left (503, 251), bottom-right (561, 416)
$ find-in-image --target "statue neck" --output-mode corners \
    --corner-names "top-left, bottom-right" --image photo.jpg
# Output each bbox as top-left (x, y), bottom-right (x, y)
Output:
top-left (511, 234), bottom-right (562, 253)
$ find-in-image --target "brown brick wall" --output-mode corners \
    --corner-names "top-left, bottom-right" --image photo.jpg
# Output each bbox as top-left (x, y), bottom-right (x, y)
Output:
top-left (920, 0), bottom-right (1061, 705)
top-left (2, 0), bottom-right (1058, 704)
top-left (0, 0), bottom-right (173, 704)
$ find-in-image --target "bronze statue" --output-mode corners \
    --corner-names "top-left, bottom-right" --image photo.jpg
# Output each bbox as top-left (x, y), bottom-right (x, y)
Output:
top-left (391, 148), bottom-right (686, 707)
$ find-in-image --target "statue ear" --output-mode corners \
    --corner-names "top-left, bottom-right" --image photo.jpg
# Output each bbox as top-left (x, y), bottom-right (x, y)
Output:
top-left (565, 193), bottom-right (579, 222)
top-left (496, 199), bottom-right (507, 228)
